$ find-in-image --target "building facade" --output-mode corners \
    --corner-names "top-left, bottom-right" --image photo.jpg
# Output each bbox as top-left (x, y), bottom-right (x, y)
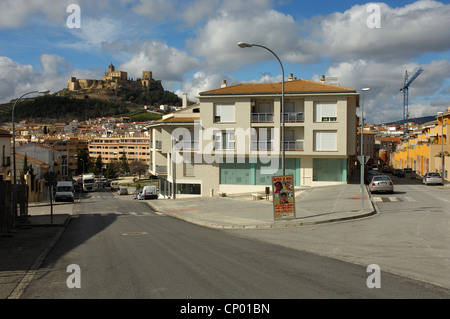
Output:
top-left (148, 78), bottom-right (359, 197)
top-left (89, 135), bottom-right (150, 165)
top-left (392, 108), bottom-right (449, 180)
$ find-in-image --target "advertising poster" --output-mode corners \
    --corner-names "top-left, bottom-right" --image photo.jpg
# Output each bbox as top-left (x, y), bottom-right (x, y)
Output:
top-left (272, 175), bottom-right (296, 220)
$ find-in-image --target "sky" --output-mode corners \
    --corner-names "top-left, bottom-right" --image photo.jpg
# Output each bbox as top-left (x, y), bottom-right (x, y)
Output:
top-left (0, 0), bottom-right (449, 124)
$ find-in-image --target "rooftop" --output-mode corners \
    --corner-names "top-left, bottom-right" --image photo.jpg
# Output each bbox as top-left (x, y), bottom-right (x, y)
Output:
top-left (199, 79), bottom-right (356, 96)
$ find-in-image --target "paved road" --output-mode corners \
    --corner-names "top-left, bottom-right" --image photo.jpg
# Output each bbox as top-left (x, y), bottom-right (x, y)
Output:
top-left (229, 175), bottom-right (450, 290)
top-left (20, 188), bottom-right (450, 298)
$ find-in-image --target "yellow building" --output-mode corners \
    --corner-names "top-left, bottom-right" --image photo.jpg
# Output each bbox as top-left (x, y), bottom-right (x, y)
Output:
top-left (392, 108), bottom-right (449, 180)
top-left (89, 135), bottom-right (150, 165)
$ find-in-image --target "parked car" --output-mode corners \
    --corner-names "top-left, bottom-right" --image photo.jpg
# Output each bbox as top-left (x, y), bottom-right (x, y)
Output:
top-left (365, 170), bottom-right (379, 184)
top-left (55, 181), bottom-right (75, 202)
top-left (142, 185), bottom-right (158, 200)
top-left (422, 172), bottom-right (443, 185)
top-left (369, 175), bottom-right (394, 193)
top-left (110, 181), bottom-right (120, 190)
top-left (393, 169), bottom-right (405, 177)
top-left (118, 187), bottom-right (128, 195)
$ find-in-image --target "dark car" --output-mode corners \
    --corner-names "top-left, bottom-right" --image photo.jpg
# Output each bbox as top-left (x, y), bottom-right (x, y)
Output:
top-left (393, 169), bottom-right (405, 177)
top-left (365, 170), bottom-right (379, 184)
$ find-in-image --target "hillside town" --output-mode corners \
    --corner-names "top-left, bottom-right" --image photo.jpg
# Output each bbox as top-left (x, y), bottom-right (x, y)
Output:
top-left (0, 72), bottom-right (449, 203)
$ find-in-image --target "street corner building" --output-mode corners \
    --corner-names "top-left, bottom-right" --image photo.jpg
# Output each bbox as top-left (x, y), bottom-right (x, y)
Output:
top-left (147, 76), bottom-right (360, 197)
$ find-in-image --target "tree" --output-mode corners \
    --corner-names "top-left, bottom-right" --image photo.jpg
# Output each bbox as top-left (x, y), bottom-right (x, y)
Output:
top-left (129, 160), bottom-right (147, 178)
top-left (120, 152), bottom-right (129, 174)
top-left (105, 162), bottom-right (117, 179)
top-left (76, 148), bottom-right (90, 174)
top-left (95, 155), bottom-right (103, 172)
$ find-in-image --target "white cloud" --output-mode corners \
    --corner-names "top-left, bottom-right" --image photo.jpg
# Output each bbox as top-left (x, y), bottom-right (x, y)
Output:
top-left (305, 1), bottom-right (450, 61)
top-left (0, 54), bottom-right (100, 103)
top-left (0, 0), bottom-right (71, 28)
top-left (119, 40), bottom-right (200, 82)
top-left (131, 0), bottom-right (176, 21)
top-left (324, 59), bottom-right (450, 124)
top-left (187, 8), bottom-right (311, 72)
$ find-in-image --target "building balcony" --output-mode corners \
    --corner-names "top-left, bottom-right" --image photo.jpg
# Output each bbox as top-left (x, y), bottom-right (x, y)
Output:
top-left (175, 140), bottom-right (199, 150)
top-left (285, 140), bottom-right (304, 151)
top-left (284, 112), bottom-right (304, 122)
top-left (250, 140), bottom-right (273, 151)
top-left (251, 113), bottom-right (274, 123)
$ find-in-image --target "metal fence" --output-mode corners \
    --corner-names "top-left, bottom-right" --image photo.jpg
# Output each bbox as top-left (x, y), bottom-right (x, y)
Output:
top-left (0, 180), bottom-right (29, 235)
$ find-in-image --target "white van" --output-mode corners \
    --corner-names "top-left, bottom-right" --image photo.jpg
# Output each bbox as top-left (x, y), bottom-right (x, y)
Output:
top-left (110, 181), bottom-right (119, 190)
top-left (142, 185), bottom-right (158, 200)
top-left (55, 181), bottom-right (75, 202)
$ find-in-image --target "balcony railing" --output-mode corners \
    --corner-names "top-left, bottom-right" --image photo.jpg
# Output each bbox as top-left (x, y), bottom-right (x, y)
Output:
top-left (285, 140), bottom-right (304, 151)
top-left (250, 141), bottom-right (273, 151)
top-left (155, 165), bottom-right (167, 173)
top-left (174, 140), bottom-right (199, 150)
top-left (251, 113), bottom-right (274, 123)
top-left (251, 112), bottom-right (304, 122)
top-left (284, 112), bottom-right (304, 122)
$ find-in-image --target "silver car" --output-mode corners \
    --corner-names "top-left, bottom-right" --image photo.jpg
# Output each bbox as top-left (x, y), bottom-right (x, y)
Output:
top-left (369, 175), bottom-right (394, 193)
top-left (423, 172), bottom-right (443, 185)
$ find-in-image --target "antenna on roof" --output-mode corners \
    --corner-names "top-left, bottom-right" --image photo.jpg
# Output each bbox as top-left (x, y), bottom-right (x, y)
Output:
top-left (258, 72), bottom-right (267, 82)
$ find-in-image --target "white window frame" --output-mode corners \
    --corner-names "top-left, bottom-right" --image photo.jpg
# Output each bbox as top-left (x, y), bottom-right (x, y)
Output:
top-left (314, 130), bottom-right (337, 151)
top-left (214, 104), bottom-right (235, 123)
top-left (314, 102), bottom-right (337, 122)
top-left (214, 130), bottom-right (235, 150)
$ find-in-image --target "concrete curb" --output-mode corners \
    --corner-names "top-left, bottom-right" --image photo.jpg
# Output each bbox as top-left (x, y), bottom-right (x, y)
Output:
top-left (145, 201), bottom-right (378, 230)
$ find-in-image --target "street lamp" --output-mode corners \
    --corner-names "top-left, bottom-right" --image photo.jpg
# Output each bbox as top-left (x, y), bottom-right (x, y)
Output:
top-left (11, 90), bottom-right (50, 184)
top-left (238, 42), bottom-right (286, 175)
top-left (360, 88), bottom-right (370, 212)
top-left (438, 112), bottom-right (444, 180)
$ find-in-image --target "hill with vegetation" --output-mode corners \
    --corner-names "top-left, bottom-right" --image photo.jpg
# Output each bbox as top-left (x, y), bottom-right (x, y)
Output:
top-left (0, 86), bottom-right (184, 123)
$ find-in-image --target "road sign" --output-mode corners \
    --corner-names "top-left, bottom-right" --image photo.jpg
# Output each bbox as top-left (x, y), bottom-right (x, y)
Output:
top-left (357, 155), bottom-right (370, 165)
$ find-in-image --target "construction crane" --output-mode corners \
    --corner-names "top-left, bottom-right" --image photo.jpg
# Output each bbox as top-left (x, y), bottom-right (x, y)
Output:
top-left (400, 67), bottom-right (423, 136)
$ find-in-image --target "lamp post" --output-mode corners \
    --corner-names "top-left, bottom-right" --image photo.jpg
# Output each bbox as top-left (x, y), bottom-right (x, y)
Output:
top-left (238, 42), bottom-right (285, 175)
top-left (360, 88), bottom-right (370, 212)
top-left (438, 112), bottom-right (444, 180)
top-left (12, 90), bottom-right (50, 185)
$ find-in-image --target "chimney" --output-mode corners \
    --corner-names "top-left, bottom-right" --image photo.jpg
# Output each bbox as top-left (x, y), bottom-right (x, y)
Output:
top-left (221, 80), bottom-right (227, 88)
top-left (320, 75), bottom-right (325, 83)
top-left (182, 93), bottom-right (188, 108)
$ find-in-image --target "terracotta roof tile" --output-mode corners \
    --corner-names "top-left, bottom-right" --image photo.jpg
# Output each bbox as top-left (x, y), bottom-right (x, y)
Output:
top-left (200, 79), bottom-right (355, 96)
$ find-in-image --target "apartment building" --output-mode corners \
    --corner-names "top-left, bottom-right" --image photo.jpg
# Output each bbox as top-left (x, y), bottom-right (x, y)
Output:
top-left (43, 137), bottom-right (89, 178)
top-left (148, 78), bottom-right (359, 197)
top-left (392, 108), bottom-right (449, 179)
top-left (89, 135), bottom-right (150, 165)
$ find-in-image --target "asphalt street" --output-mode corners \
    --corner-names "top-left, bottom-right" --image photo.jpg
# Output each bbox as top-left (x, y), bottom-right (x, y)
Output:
top-left (17, 187), bottom-right (450, 299)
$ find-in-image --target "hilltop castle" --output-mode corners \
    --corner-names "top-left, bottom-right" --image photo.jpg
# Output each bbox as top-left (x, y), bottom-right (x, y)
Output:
top-left (67, 63), bottom-right (162, 91)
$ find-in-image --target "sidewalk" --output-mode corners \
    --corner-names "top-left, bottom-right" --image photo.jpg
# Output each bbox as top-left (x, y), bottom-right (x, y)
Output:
top-left (0, 203), bottom-right (71, 299)
top-left (145, 183), bottom-right (376, 229)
